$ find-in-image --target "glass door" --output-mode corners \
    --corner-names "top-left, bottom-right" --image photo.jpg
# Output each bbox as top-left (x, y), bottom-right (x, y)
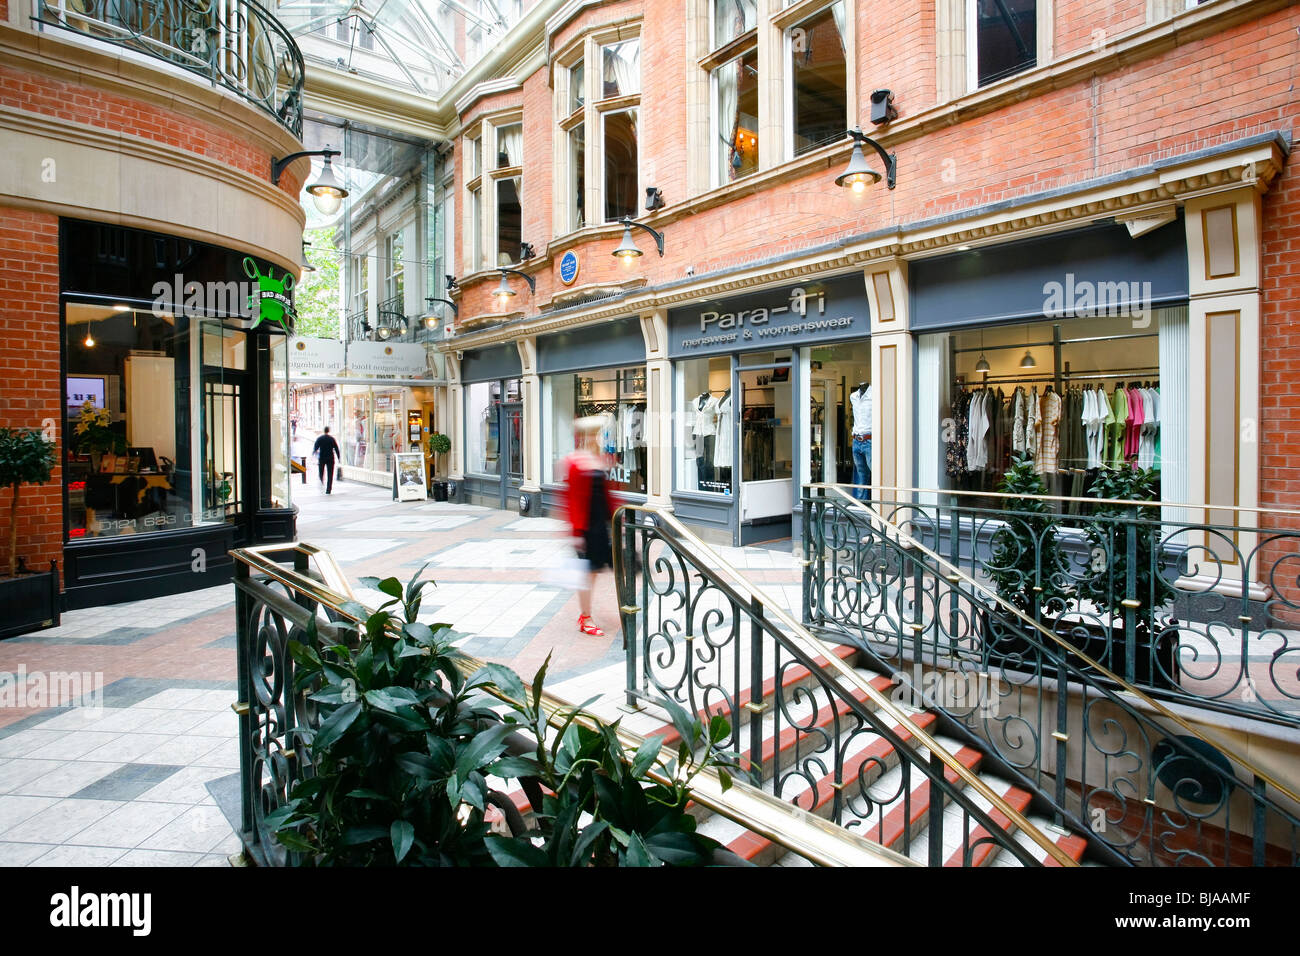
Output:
top-left (502, 401), bottom-right (523, 508)
top-left (736, 352), bottom-right (793, 544)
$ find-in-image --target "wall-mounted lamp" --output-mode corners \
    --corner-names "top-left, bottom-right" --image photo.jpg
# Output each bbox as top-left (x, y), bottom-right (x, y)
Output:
top-left (612, 218), bottom-right (665, 261)
top-left (426, 297), bottom-right (459, 328)
top-left (520, 242), bottom-right (536, 261)
top-left (300, 241), bottom-right (316, 274)
top-left (271, 147), bottom-right (350, 215)
top-left (835, 128), bottom-right (896, 192)
top-left (494, 267), bottom-right (535, 304)
top-left (645, 186), bottom-right (665, 211)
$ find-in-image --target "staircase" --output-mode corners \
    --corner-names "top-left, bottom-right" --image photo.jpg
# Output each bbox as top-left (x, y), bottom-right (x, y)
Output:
top-left (611, 498), bottom-right (1300, 867)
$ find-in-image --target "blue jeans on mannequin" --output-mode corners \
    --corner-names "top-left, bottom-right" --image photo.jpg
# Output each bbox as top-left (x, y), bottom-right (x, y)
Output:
top-left (851, 436), bottom-right (871, 500)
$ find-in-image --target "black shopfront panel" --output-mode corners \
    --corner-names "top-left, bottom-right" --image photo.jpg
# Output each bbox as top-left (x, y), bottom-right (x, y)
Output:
top-left (59, 219), bottom-right (295, 609)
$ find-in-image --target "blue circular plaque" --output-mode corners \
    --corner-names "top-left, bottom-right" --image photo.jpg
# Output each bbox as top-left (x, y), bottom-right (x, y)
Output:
top-left (559, 250), bottom-right (580, 285)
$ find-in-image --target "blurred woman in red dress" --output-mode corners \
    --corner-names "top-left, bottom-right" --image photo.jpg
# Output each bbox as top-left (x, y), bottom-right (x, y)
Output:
top-left (563, 415), bottom-right (617, 636)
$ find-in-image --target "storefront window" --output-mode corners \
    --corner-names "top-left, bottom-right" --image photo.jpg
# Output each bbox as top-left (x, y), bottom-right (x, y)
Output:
top-left (676, 356), bottom-right (733, 495)
top-left (65, 303), bottom-right (196, 539)
top-left (373, 389), bottom-right (404, 472)
top-left (543, 365), bottom-right (647, 494)
top-left (803, 340), bottom-right (871, 484)
top-left (918, 310), bottom-right (1181, 507)
top-left (344, 390), bottom-right (371, 468)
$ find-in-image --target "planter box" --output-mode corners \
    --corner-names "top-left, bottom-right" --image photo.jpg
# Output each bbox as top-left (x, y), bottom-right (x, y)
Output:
top-left (979, 607), bottom-right (1179, 692)
top-left (0, 563), bottom-right (60, 641)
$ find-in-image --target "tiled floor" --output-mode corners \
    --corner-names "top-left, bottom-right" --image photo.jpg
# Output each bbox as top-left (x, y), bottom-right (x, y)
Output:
top-left (0, 475), bottom-right (799, 866)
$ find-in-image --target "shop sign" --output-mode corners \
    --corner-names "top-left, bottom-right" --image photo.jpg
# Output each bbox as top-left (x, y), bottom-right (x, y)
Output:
top-left (667, 275), bottom-right (869, 357)
top-left (289, 337), bottom-right (345, 377)
top-left (347, 342), bottom-right (431, 379)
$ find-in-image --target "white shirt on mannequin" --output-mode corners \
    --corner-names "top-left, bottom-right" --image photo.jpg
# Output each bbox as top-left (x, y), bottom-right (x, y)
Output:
top-left (850, 385), bottom-right (873, 438)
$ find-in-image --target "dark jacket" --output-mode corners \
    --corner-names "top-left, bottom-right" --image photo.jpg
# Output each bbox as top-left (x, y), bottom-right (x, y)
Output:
top-left (313, 434), bottom-right (341, 463)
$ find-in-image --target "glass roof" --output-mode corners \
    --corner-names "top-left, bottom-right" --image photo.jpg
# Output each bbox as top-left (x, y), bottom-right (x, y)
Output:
top-left (275, 0), bottom-right (526, 97)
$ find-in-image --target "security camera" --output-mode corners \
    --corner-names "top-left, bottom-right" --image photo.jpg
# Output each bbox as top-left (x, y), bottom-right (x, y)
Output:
top-left (454, 350), bottom-right (463, 360)
top-left (685, 265), bottom-right (695, 277)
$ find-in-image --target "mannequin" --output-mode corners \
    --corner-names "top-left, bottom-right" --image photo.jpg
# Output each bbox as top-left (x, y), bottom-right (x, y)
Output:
top-left (850, 382), bottom-right (872, 501)
top-left (691, 390), bottom-right (719, 487)
top-left (713, 389), bottom-right (733, 491)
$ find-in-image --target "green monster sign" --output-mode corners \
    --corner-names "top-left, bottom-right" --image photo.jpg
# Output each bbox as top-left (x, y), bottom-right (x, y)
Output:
top-left (243, 257), bottom-right (296, 331)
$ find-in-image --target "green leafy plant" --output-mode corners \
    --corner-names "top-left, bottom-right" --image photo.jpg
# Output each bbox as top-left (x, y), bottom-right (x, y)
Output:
top-left (0, 427), bottom-right (56, 578)
top-left (267, 565), bottom-right (746, 867)
top-left (480, 663), bottom-right (745, 867)
top-left (427, 432), bottom-right (451, 479)
top-left (1082, 465), bottom-right (1173, 621)
top-left (987, 453), bottom-right (1072, 617)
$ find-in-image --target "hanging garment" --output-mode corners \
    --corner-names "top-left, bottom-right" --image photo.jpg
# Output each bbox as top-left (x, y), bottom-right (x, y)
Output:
top-left (966, 390), bottom-right (985, 472)
top-left (1037, 389), bottom-right (1062, 475)
top-left (945, 391), bottom-right (970, 480)
top-left (1107, 386), bottom-right (1128, 468)
top-left (713, 393), bottom-right (734, 468)
top-left (1026, 387), bottom-right (1041, 461)
top-left (1085, 387), bottom-right (1105, 471)
top-left (1012, 387), bottom-right (1027, 454)
top-left (1124, 385), bottom-right (1144, 465)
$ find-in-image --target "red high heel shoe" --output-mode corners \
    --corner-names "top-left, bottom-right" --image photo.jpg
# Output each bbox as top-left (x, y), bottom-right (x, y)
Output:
top-left (578, 614), bottom-right (604, 637)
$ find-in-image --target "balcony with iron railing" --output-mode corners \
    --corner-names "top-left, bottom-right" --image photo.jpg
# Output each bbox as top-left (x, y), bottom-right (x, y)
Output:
top-left (32, 0), bottom-right (304, 138)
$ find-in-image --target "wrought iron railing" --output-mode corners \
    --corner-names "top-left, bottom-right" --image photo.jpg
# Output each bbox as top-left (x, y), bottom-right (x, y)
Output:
top-left (803, 484), bottom-right (1300, 866)
top-left (34, 0), bottom-right (304, 138)
top-left (805, 484), bottom-right (1300, 726)
top-left (614, 505), bottom-right (1081, 866)
top-left (231, 542), bottom-right (910, 867)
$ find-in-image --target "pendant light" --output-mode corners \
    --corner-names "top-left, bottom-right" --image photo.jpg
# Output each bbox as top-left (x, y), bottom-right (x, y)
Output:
top-left (1019, 326), bottom-right (1036, 369)
top-left (83, 322), bottom-right (96, 349)
top-left (974, 331), bottom-right (990, 374)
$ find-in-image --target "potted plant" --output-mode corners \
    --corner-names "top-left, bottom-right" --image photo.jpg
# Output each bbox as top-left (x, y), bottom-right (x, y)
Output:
top-left (979, 453), bottom-right (1074, 673)
top-left (0, 426), bottom-right (59, 640)
top-left (72, 399), bottom-right (124, 467)
top-left (1073, 465), bottom-right (1178, 690)
top-left (427, 432), bottom-right (451, 501)
top-left (265, 566), bottom-right (747, 866)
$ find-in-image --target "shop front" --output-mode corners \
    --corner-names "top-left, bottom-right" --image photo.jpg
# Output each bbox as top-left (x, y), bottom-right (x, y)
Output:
top-left (667, 274), bottom-right (872, 546)
top-left (909, 218), bottom-right (1191, 510)
top-left (60, 219), bottom-right (296, 608)
top-left (460, 344), bottom-right (525, 509)
top-left (538, 317), bottom-right (648, 515)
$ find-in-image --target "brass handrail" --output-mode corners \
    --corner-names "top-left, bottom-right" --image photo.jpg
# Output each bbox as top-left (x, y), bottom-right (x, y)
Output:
top-left (613, 504), bottom-right (1079, 867)
top-left (813, 484), bottom-right (1300, 808)
top-left (810, 482), bottom-right (1300, 522)
top-left (229, 543), bottom-right (913, 868)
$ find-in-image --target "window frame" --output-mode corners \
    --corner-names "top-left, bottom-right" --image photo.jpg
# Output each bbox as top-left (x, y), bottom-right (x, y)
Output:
top-left (692, 0), bottom-right (856, 196)
top-left (462, 115), bottom-right (524, 276)
top-left (553, 26), bottom-right (642, 239)
top-left (965, 0), bottom-right (1039, 92)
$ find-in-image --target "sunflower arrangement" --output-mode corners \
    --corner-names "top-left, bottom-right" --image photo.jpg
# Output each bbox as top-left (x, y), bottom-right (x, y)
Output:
top-left (73, 400), bottom-right (124, 455)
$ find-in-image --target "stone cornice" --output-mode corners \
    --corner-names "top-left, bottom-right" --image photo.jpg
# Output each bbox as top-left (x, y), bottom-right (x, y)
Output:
top-left (0, 103), bottom-right (306, 272)
top-left (438, 133), bottom-right (1288, 352)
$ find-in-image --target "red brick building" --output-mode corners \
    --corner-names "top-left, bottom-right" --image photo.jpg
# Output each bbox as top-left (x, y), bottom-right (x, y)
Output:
top-left (433, 0), bottom-right (1296, 591)
top-left (0, 0), bottom-right (305, 611)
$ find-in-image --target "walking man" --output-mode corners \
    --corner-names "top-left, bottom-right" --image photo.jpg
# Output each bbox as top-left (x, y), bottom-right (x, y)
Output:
top-left (313, 426), bottom-right (341, 494)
